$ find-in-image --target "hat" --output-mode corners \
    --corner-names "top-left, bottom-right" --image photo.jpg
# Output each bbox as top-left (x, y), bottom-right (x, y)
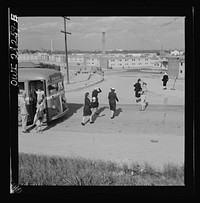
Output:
top-left (110, 87), bottom-right (115, 91)
top-left (94, 87), bottom-right (98, 90)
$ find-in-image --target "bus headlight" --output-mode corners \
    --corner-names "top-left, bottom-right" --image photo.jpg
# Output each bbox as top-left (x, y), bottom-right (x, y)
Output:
top-left (52, 105), bottom-right (56, 109)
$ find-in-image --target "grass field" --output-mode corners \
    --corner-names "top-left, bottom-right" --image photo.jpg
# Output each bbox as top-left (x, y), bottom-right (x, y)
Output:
top-left (19, 153), bottom-right (184, 186)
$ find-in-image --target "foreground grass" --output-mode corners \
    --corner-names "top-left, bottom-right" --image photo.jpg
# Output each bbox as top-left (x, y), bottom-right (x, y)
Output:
top-left (19, 153), bottom-right (184, 186)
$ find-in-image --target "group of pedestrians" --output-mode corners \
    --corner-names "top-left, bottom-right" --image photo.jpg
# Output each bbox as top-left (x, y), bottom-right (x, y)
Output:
top-left (133, 72), bottom-right (169, 111)
top-left (19, 72), bottom-right (169, 130)
top-left (133, 79), bottom-right (148, 111)
top-left (81, 87), bottom-right (119, 125)
top-left (81, 87), bottom-right (102, 125)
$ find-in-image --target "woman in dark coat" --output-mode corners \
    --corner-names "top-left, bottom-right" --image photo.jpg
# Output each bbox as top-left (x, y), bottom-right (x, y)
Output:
top-left (92, 87), bottom-right (102, 114)
top-left (81, 92), bottom-right (93, 125)
top-left (108, 88), bottom-right (119, 119)
top-left (133, 78), bottom-right (142, 102)
top-left (162, 72), bottom-right (169, 90)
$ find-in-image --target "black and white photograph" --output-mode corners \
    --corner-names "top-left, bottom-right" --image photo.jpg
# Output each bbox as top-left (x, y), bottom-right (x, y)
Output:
top-left (9, 7), bottom-right (195, 194)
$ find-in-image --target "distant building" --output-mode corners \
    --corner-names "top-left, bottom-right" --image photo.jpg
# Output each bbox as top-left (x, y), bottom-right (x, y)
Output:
top-left (168, 56), bottom-right (185, 79)
top-left (178, 57), bottom-right (185, 79)
top-left (107, 56), bottom-right (164, 70)
top-left (170, 50), bottom-right (180, 56)
top-left (99, 56), bottom-right (108, 69)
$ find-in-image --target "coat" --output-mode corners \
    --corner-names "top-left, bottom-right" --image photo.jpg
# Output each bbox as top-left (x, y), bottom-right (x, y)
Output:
top-left (162, 75), bottom-right (169, 86)
top-left (83, 97), bottom-right (92, 116)
top-left (134, 82), bottom-right (142, 98)
top-left (108, 91), bottom-right (119, 111)
top-left (92, 89), bottom-right (102, 108)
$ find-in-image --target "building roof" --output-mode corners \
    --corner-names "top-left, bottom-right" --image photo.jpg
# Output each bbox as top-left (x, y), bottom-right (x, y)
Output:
top-left (18, 68), bottom-right (61, 81)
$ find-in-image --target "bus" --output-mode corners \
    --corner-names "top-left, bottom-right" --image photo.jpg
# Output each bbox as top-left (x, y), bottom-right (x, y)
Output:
top-left (18, 67), bottom-right (69, 125)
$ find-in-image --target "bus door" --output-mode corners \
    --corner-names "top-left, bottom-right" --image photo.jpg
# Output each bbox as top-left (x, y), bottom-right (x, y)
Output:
top-left (28, 80), bottom-right (45, 124)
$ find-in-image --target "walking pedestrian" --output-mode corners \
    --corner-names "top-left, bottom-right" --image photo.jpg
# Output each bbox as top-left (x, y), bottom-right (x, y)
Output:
top-left (19, 92), bottom-right (29, 133)
top-left (108, 87), bottom-right (119, 119)
top-left (81, 92), bottom-right (93, 125)
top-left (34, 97), bottom-right (45, 133)
top-left (139, 82), bottom-right (148, 111)
top-left (162, 72), bottom-right (169, 90)
top-left (133, 79), bottom-right (142, 103)
top-left (91, 87), bottom-right (102, 114)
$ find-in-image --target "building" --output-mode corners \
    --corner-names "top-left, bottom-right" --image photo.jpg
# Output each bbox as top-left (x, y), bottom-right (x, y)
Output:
top-left (178, 57), bottom-right (185, 79)
top-left (170, 50), bottom-right (180, 56)
top-left (68, 54), bottom-right (84, 65)
top-left (107, 56), bottom-right (163, 70)
top-left (168, 56), bottom-right (185, 79)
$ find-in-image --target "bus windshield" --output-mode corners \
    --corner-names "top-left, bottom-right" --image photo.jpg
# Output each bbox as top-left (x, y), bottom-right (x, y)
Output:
top-left (47, 81), bottom-right (64, 95)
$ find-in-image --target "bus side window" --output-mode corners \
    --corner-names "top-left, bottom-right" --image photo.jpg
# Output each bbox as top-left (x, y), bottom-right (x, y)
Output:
top-left (48, 84), bottom-right (57, 95)
top-left (58, 82), bottom-right (64, 91)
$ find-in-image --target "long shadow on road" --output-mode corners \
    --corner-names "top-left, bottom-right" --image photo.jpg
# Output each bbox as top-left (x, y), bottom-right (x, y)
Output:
top-left (42, 103), bottom-right (83, 132)
top-left (92, 106), bottom-right (109, 122)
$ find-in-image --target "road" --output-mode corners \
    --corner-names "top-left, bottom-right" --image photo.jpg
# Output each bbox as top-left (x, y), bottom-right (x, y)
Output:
top-left (18, 70), bottom-right (185, 169)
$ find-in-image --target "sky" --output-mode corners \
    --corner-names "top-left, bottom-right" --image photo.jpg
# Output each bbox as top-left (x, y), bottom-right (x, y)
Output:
top-left (18, 16), bottom-right (185, 51)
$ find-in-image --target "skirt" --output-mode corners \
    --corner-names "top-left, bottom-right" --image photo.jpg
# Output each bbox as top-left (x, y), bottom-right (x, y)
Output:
top-left (109, 101), bottom-right (116, 111)
top-left (83, 105), bottom-right (92, 116)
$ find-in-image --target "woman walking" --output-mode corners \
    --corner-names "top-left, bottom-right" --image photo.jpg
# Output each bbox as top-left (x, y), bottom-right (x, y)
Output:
top-left (162, 72), bottom-right (169, 90)
top-left (108, 88), bottom-right (119, 119)
top-left (133, 78), bottom-right (142, 103)
top-left (91, 87), bottom-right (102, 115)
top-left (81, 92), bottom-right (93, 125)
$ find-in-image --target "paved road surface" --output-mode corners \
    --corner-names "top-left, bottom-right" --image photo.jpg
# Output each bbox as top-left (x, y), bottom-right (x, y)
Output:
top-left (19, 103), bottom-right (184, 170)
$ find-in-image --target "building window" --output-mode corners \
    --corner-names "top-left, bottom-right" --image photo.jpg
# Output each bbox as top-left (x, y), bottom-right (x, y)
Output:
top-left (180, 70), bottom-right (183, 73)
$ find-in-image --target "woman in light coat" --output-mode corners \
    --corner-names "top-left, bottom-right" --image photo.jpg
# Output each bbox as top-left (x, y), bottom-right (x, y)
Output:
top-left (139, 82), bottom-right (148, 111)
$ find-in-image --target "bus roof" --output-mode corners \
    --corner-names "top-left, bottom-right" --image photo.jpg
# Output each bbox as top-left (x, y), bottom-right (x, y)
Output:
top-left (18, 68), bottom-right (62, 81)
top-left (18, 61), bottom-right (41, 68)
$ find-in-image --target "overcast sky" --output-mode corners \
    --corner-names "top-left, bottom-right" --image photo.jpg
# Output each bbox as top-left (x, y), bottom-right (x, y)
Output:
top-left (18, 16), bottom-right (185, 51)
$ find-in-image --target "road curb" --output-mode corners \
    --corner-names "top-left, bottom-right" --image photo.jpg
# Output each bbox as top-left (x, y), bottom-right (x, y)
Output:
top-left (65, 77), bottom-right (104, 93)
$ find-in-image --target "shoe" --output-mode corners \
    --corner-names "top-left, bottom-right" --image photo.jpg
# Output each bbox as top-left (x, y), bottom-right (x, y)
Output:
top-left (90, 121), bottom-right (94, 124)
top-left (22, 131), bottom-right (29, 133)
top-left (81, 122), bottom-right (85, 126)
top-left (111, 116), bottom-right (114, 119)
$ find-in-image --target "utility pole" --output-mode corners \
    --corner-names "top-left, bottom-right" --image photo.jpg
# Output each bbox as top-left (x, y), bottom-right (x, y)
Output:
top-left (61, 16), bottom-right (71, 84)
